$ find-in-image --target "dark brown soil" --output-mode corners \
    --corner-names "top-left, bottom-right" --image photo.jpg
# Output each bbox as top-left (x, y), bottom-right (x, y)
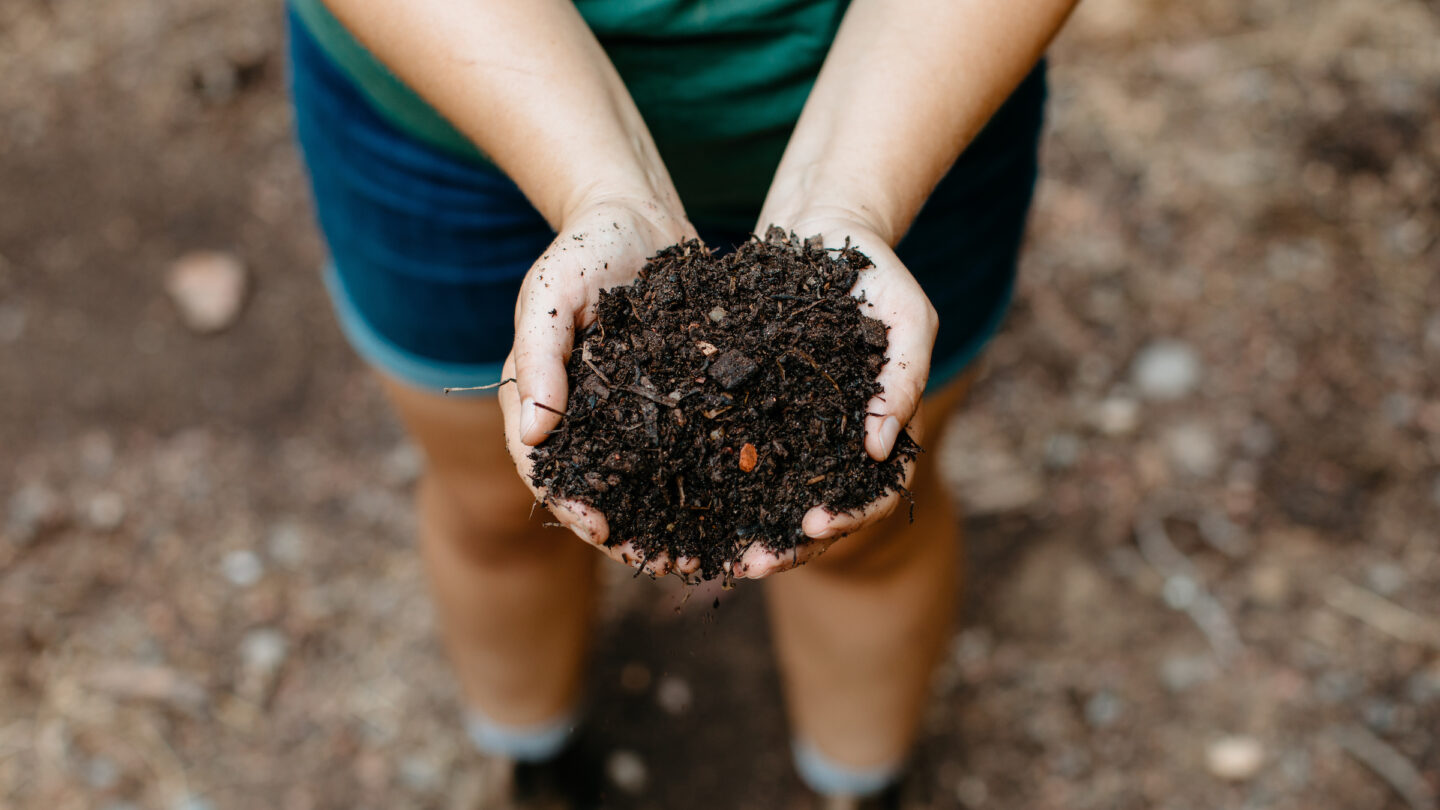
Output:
top-left (529, 228), bottom-right (919, 580)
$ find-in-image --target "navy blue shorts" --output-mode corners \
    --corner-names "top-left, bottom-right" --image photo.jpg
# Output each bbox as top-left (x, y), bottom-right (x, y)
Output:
top-left (288, 10), bottom-right (1046, 393)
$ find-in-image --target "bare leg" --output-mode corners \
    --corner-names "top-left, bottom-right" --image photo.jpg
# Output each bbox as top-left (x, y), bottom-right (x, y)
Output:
top-left (380, 374), bottom-right (599, 726)
top-left (765, 375), bottom-right (971, 772)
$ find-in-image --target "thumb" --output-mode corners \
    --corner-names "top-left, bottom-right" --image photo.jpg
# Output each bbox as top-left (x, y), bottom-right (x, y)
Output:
top-left (512, 284), bottom-right (579, 447)
top-left (862, 299), bottom-right (936, 460)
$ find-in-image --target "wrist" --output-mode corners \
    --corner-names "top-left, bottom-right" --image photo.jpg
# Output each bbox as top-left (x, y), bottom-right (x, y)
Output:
top-left (560, 177), bottom-right (692, 240)
top-left (759, 167), bottom-right (902, 246)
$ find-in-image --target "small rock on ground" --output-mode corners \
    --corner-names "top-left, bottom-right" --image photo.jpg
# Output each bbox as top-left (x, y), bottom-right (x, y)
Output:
top-left (1206, 735), bottom-right (1265, 781)
top-left (166, 250), bottom-right (248, 333)
top-left (606, 750), bottom-right (648, 795)
top-left (1165, 422), bottom-right (1221, 478)
top-left (1132, 340), bottom-right (1202, 400)
top-left (655, 675), bottom-right (692, 715)
top-left (221, 549), bottom-right (264, 587)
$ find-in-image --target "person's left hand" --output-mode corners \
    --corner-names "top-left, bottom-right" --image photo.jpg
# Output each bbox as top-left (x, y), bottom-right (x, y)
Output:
top-left (732, 210), bottom-right (938, 579)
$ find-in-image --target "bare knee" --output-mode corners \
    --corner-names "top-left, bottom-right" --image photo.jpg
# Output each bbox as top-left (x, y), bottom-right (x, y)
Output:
top-left (419, 466), bottom-right (575, 569)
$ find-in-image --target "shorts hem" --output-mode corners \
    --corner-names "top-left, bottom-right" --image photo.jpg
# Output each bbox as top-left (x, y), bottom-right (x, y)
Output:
top-left (322, 262), bottom-right (507, 395)
top-left (924, 278), bottom-right (1014, 394)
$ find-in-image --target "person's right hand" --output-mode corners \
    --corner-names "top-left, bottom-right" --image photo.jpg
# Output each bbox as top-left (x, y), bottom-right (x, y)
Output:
top-left (497, 197), bottom-right (701, 577)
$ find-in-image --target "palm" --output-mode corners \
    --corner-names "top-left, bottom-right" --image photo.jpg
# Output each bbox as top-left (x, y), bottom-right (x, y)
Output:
top-left (734, 218), bottom-right (937, 579)
top-left (499, 201), bottom-right (700, 577)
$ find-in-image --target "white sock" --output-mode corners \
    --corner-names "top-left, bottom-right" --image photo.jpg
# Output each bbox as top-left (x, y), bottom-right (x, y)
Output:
top-left (792, 738), bottom-right (903, 797)
top-left (464, 708), bottom-right (578, 763)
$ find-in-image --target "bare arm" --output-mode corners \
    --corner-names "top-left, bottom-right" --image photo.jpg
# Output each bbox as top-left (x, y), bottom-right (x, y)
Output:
top-left (759, 0), bottom-right (1077, 245)
top-left (741, 0), bottom-right (1076, 577)
top-left (323, 0), bottom-right (696, 572)
top-left (323, 0), bottom-right (683, 228)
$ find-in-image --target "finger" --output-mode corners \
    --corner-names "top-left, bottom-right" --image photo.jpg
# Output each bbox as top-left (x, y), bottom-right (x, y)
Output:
top-left (802, 429), bottom-right (918, 539)
top-left (801, 489), bottom-right (902, 540)
top-left (512, 252), bottom-right (584, 447)
top-left (546, 497), bottom-right (611, 546)
top-left (734, 538), bottom-right (833, 579)
top-left (500, 353), bottom-right (611, 545)
top-left (846, 251), bottom-right (936, 461)
top-left (861, 299), bottom-right (935, 461)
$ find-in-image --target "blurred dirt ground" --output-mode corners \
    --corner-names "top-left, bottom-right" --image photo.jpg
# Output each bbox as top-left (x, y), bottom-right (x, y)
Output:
top-left (2, 0), bottom-right (1439, 808)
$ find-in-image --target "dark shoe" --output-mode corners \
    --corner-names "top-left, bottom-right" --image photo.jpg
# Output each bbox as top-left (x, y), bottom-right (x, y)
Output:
top-left (814, 781), bottom-right (903, 810)
top-left (510, 728), bottom-right (607, 810)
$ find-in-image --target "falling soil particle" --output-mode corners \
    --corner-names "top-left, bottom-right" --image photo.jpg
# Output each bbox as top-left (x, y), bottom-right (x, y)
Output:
top-left (529, 228), bottom-right (918, 581)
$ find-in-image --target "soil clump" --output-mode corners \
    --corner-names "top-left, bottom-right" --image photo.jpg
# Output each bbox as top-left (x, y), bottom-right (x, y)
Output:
top-left (530, 228), bottom-right (918, 581)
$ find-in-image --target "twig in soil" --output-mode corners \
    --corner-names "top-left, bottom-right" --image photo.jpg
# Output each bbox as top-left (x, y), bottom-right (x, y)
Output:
top-left (580, 341), bottom-right (614, 386)
top-left (783, 348), bottom-right (843, 398)
top-left (533, 402), bottom-right (566, 417)
top-left (1334, 724), bottom-right (1438, 810)
top-left (783, 298), bottom-right (828, 320)
top-left (443, 378), bottom-right (516, 394)
top-left (1134, 503), bottom-right (1244, 666)
top-left (624, 384), bottom-right (680, 408)
top-left (1324, 577), bottom-right (1440, 649)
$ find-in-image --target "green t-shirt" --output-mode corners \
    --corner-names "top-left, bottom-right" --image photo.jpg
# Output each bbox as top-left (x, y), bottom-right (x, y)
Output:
top-left (290, 0), bottom-right (849, 231)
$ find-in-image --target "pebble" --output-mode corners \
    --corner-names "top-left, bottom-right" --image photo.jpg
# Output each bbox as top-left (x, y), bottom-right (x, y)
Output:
top-left (1132, 339), bottom-right (1201, 400)
top-left (1206, 735), bottom-right (1265, 781)
top-left (606, 750), bottom-right (648, 794)
top-left (165, 250), bottom-right (248, 333)
top-left (237, 628), bottom-right (288, 703)
top-left (1162, 574), bottom-right (1199, 610)
top-left (1248, 564), bottom-right (1293, 607)
top-left (1092, 396), bottom-right (1141, 436)
top-left (1165, 422), bottom-right (1221, 478)
top-left (85, 491), bottom-right (126, 531)
top-left (85, 662), bottom-right (209, 714)
top-left (655, 675), bottom-right (692, 716)
top-left (1043, 432), bottom-right (1083, 469)
top-left (381, 443), bottom-right (424, 488)
top-left (1405, 665), bottom-right (1440, 704)
top-left (266, 522), bottom-right (308, 569)
top-left (399, 753), bottom-right (445, 792)
top-left (1083, 690), bottom-right (1123, 729)
top-left (6, 483), bottom-right (67, 545)
top-left (1366, 562), bottom-right (1406, 597)
top-left (1362, 696), bottom-right (1400, 733)
top-left (221, 549), bottom-right (264, 587)
top-left (1159, 653), bottom-right (1218, 693)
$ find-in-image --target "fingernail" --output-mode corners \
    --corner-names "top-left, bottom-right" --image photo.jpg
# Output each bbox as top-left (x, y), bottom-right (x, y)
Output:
top-left (520, 398), bottom-right (537, 438)
top-left (879, 416), bottom-right (900, 457)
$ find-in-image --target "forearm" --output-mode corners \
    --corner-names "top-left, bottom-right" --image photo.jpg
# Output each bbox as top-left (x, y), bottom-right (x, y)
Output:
top-left (759, 0), bottom-right (1077, 244)
top-left (323, 0), bottom-right (684, 229)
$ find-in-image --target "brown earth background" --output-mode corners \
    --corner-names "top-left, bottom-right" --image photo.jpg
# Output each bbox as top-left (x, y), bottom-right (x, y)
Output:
top-left (2, 0), bottom-right (1438, 808)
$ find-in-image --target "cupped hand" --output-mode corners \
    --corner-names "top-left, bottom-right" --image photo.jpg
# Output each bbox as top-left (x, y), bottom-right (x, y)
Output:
top-left (497, 197), bottom-right (702, 577)
top-left (734, 209), bottom-right (939, 579)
